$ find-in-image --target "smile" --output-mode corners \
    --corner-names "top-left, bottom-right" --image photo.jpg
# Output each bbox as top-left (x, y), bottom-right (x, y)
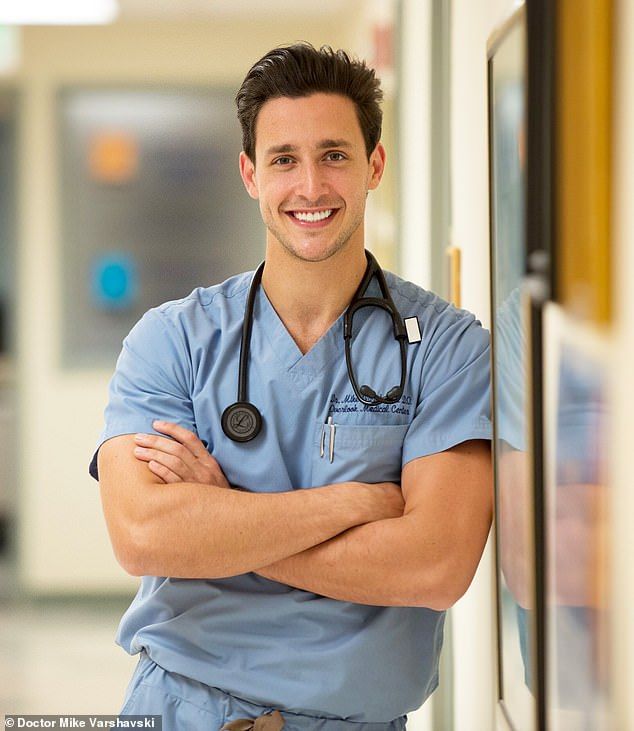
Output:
top-left (286, 209), bottom-right (338, 226)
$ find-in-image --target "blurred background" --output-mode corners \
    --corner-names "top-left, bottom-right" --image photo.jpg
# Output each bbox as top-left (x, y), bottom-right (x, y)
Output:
top-left (0, 0), bottom-right (633, 729)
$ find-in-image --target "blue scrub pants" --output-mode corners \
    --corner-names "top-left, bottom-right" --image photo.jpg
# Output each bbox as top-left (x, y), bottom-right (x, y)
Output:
top-left (121, 652), bottom-right (408, 730)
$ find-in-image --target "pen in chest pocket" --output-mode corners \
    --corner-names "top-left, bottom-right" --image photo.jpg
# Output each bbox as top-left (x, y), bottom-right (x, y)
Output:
top-left (320, 416), bottom-right (336, 463)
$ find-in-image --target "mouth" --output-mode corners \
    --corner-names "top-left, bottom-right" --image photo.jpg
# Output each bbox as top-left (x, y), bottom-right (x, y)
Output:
top-left (285, 208), bottom-right (339, 228)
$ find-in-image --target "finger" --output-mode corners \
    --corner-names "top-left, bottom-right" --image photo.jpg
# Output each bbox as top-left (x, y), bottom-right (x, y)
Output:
top-left (147, 460), bottom-right (182, 484)
top-left (134, 445), bottom-right (223, 488)
top-left (152, 421), bottom-right (209, 459)
top-left (191, 462), bottom-right (229, 488)
top-left (203, 458), bottom-right (231, 489)
top-left (135, 433), bottom-right (189, 457)
top-left (133, 447), bottom-right (192, 480)
top-left (135, 435), bottom-right (200, 471)
top-left (185, 449), bottom-right (230, 485)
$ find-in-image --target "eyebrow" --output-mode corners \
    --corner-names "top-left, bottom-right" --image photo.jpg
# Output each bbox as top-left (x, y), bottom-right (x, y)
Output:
top-left (264, 139), bottom-right (353, 157)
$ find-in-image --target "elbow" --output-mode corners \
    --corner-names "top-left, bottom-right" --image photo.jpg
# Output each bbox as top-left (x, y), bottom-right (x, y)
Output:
top-left (411, 588), bottom-right (459, 612)
top-left (109, 521), bottom-right (230, 579)
top-left (122, 521), bottom-right (173, 577)
top-left (114, 543), bottom-right (147, 578)
top-left (101, 489), bottom-right (155, 576)
top-left (418, 584), bottom-right (469, 611)
top-left (410, 563), bottom-right (477, 611)
top-left (107, 519), bottom-right (152, 577)
top-left (118, 550), bottom-right (147, 578)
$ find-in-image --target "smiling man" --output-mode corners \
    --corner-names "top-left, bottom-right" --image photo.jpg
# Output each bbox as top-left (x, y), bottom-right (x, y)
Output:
top-left (91, 44), bottom-right (493, 730)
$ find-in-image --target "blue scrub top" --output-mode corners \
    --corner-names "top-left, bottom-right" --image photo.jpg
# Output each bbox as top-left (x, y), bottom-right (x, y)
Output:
top-left (90, 268), bottom-right (492, 723)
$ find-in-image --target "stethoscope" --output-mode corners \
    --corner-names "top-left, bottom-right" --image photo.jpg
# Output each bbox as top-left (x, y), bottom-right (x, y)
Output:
top-left (221, 250), bottom-right (408, 443)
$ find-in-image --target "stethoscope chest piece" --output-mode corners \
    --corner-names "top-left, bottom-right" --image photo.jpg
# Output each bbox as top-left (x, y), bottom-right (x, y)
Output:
top-left (221, 401), bottom-right (262, 442)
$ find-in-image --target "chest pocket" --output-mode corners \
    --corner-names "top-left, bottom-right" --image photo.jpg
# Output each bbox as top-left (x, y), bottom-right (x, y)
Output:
top-left (310, 421), bottom-right (409, 486)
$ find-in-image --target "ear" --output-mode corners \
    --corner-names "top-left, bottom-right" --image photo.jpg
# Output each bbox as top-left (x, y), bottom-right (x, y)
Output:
top-left (239, 151), bottom-right (259, 199)
top-left (367, 142), bottom-right (386, 191)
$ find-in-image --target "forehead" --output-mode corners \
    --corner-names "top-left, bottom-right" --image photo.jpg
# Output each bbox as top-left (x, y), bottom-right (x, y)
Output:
top-left (255, 93), bottom-right (364, 152)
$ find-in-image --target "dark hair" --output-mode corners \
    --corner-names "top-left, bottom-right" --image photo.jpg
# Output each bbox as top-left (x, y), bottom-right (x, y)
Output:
top-left (236, 42), bottom-right (383, 162)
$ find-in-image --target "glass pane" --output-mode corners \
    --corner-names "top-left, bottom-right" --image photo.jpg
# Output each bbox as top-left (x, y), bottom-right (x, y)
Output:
top-left (546, 333), bottom-right (610, 729)
top-left (489, 12), bottom-right (537, 730)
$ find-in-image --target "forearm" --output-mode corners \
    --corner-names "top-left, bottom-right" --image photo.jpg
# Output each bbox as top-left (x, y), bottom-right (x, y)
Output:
top-left (255, 513), bottom-right (448, 609)
top-left (126, 481), bottom-right (384, 579)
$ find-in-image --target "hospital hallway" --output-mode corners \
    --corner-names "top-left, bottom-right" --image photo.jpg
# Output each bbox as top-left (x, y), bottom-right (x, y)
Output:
top-left (1, 0), bottom-right (633, 729)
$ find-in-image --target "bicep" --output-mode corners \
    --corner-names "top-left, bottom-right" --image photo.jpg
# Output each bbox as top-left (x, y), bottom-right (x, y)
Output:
top-left (401, 440), bottom-right (493, 599)
top-left (98, 435), bottom-right (163, 571)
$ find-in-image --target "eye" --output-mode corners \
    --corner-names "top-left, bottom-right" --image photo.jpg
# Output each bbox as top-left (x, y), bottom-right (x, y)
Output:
top-left (325, 151), bottom-right (346, 162)
top-left (273, 156), bottom-right (294, 166)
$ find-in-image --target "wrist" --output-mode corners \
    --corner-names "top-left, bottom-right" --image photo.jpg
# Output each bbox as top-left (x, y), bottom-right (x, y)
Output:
top-left (328, 481), bottom-right (375, 525)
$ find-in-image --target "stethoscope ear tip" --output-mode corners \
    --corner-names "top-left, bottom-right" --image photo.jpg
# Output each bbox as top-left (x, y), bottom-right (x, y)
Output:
top-left (386, 386), bottom-right (403, 401)
top-left (358, 384), bottom-right (402, 403)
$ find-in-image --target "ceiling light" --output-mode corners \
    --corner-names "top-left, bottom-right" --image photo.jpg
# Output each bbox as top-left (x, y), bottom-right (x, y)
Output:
top-left (0, 0), bottom-right (118, 25)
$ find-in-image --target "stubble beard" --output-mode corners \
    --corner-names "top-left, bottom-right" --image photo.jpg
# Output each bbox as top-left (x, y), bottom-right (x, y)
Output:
top-left (263, 205), bottom-right (365, 264)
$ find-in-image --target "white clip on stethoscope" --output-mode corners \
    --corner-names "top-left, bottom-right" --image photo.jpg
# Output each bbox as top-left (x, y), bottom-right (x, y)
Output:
top-left (221, 250), bottom-right (408, 443)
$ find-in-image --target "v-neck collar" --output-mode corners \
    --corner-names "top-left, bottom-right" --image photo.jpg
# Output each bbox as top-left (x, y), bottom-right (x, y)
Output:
top-left (256, 284), bottom-right (345, 386)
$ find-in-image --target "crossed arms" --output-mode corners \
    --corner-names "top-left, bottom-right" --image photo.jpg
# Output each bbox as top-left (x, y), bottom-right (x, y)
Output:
top-left (98, 424), bottom-right (492, 610)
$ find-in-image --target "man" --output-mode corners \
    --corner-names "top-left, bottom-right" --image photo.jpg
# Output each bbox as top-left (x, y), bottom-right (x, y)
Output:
top-left (91, 43), bottom-right (493, 730)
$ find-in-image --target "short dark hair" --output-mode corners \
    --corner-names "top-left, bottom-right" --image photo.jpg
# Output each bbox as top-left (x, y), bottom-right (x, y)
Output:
top-left (235, 42), bottom-right (383, 162)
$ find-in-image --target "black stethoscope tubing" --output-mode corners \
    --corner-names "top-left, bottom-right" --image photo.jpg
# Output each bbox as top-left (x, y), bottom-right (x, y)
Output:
top-left (343, 253), bottom-right (408, 405)
top-left (221, 251), bottom-right (407, 443)
top-left (220, 261), bottom-right (265, 443)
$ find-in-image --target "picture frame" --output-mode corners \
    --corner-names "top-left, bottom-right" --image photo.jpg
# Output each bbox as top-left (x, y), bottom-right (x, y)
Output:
top-left (487, 5), bottom-right (546, 729)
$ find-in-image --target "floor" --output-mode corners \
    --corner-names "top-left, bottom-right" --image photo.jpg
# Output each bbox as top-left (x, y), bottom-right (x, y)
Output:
top-left (0, 597), bottom-right (137, 716)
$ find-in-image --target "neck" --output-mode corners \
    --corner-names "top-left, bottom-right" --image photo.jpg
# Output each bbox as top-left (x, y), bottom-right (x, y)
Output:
top-left (261, 243), bottom-right (368, 354)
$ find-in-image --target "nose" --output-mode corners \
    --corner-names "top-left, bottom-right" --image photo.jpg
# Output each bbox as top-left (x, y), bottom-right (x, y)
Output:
top-left (296, 161), bottom-right (328, 202)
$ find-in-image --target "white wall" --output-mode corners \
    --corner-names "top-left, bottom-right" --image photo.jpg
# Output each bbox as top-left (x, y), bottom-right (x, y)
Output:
top-left (396, 7), bottom-right (436, 727)
top-left (448, 1), bottom-right (518, 729)
top-left (398, 0), bottom-right (432, 289)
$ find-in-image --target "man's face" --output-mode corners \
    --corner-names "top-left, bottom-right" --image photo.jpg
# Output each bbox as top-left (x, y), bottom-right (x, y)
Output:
top-left (239, 93), bottom-right (385, 263)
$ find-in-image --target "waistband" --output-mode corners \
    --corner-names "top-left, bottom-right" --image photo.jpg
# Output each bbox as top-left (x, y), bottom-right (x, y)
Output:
top-left (130, 651), bottom-right (408, 731)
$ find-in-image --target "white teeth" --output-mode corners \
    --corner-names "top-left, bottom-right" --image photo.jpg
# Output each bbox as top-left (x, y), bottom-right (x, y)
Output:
top-left (292, 209), bottom-right (333, 222)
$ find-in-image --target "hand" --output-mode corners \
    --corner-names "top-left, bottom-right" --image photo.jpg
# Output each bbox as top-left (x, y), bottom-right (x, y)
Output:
top-left (133, 420), bottom-right (231, 488)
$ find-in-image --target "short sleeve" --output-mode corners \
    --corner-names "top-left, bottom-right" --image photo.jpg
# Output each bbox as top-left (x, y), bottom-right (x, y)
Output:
top-left (89, 308), bottom-right (196, 481)
top-left (402, 312), bottom-right (492, 466)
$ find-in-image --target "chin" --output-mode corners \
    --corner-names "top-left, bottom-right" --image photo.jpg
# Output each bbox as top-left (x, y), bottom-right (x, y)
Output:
top-left (281, 241), bottom-right (347, 264)
top-left (288, 230), bottom-right (360, 262)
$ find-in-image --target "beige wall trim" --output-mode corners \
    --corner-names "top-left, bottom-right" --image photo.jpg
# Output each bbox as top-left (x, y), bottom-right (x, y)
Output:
top-left (446, 245), bottom-right (461, 307)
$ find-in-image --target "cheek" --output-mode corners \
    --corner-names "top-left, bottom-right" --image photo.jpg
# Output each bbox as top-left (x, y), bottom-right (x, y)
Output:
top-left (343, 185), bottom-right (368, 213)
top-left (335, 169), bottom-right (371, 201)
top-left (255, 179), bottom-right (286, 208)
top-left (257, 193), bottom-right (281, 224)
top-left (258, 198), bottom-right (273, 222)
